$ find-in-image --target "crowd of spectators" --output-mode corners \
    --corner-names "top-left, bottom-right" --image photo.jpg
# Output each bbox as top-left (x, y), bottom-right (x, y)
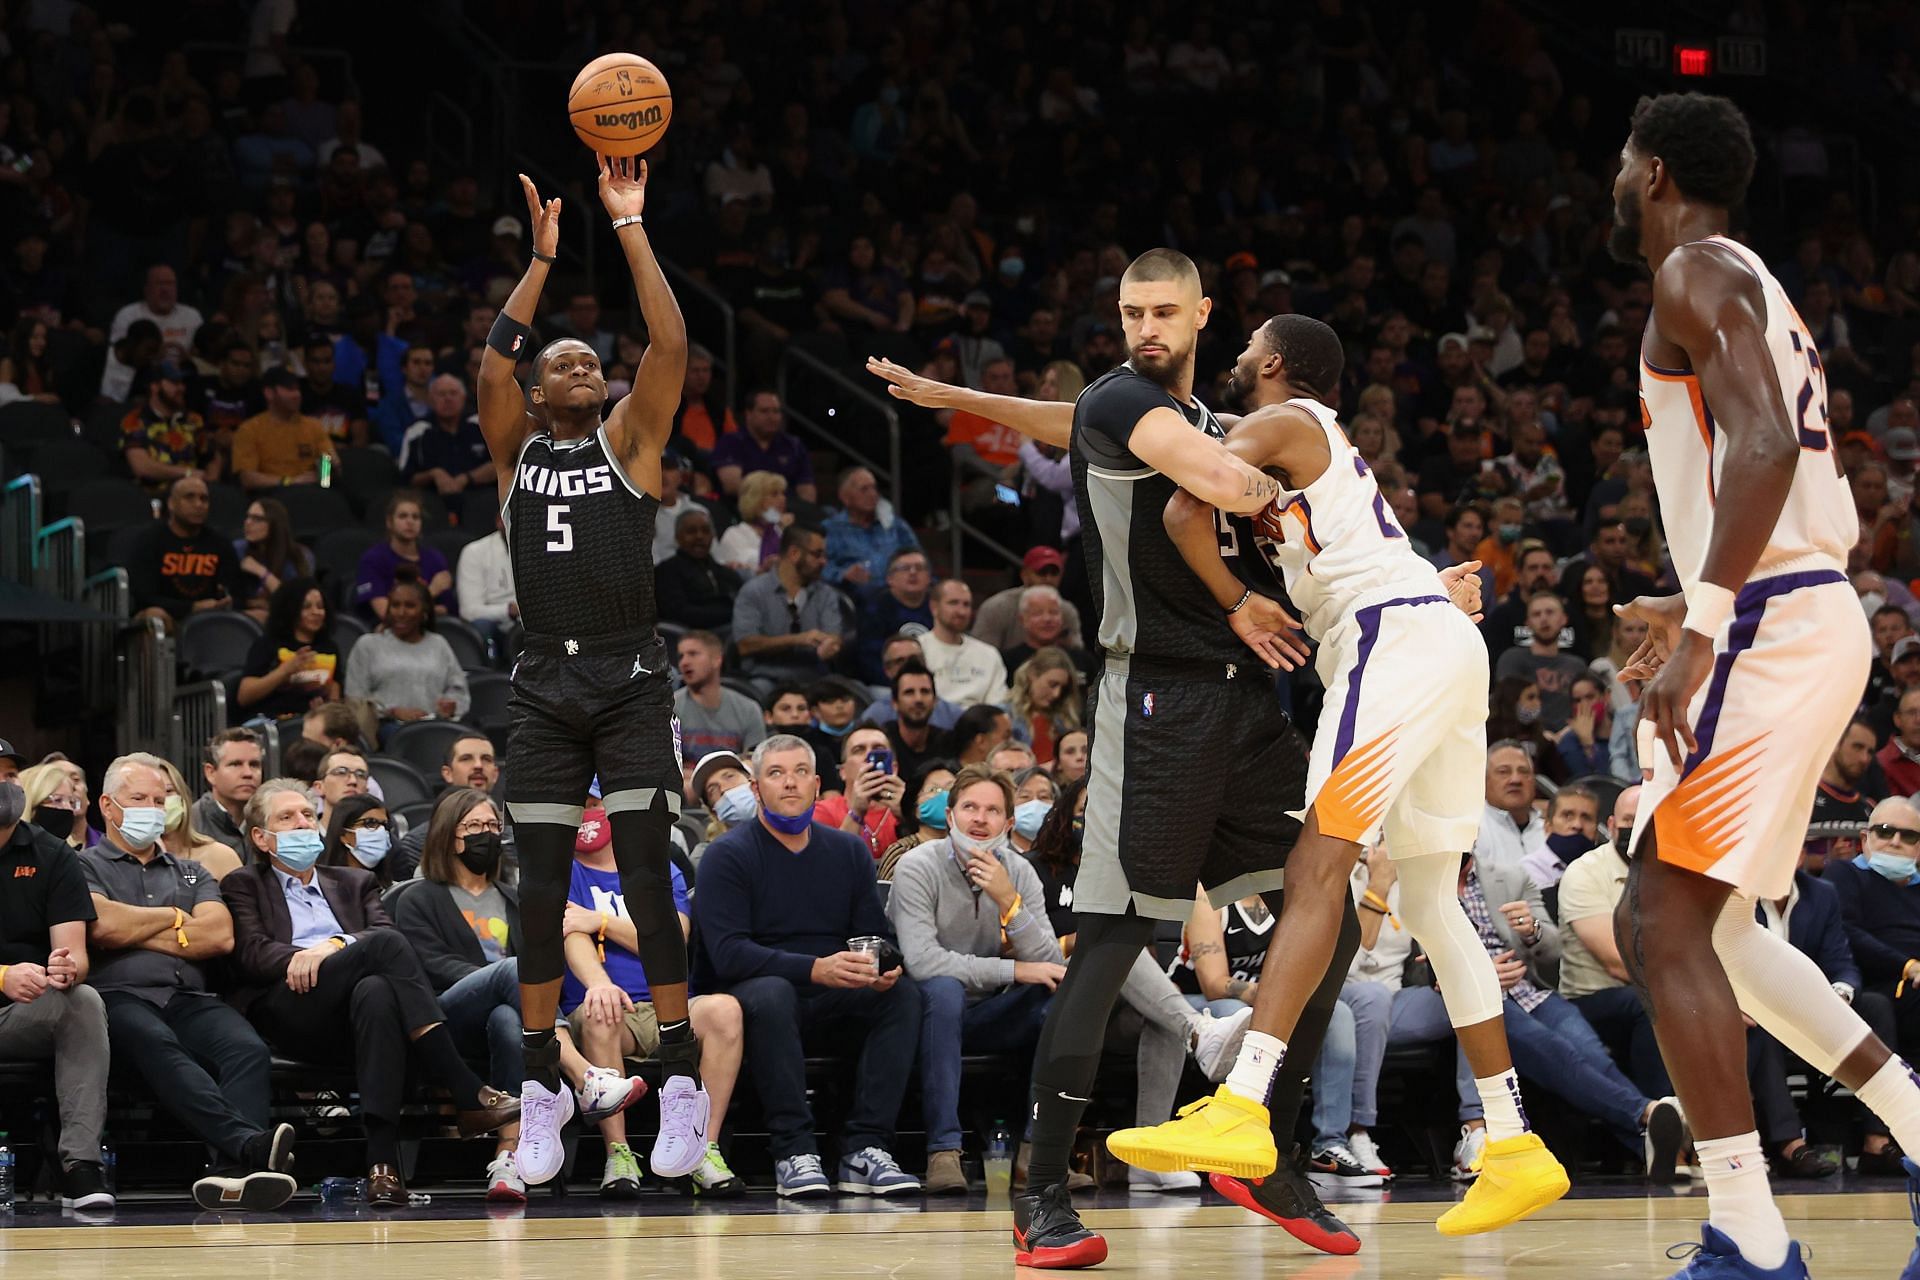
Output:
top-left (10, 0), bottom-right (1920, 1205)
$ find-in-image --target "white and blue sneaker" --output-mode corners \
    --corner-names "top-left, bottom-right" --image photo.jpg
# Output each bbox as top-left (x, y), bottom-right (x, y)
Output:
top-left (1664, 1224), bottom-right (1809, 1279)
top-left (775, 1153), bottom-right (832, 1197)
top-left (836, 1146), bottom-right (921, 1195)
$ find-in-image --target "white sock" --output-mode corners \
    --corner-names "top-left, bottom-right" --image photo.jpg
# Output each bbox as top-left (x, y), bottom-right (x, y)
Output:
top-left (1695, 1131), bottom-right (1790, 1269)
top-left (1856, 1056), bottom-right (1920, 1155)
top-left (1474, 1071), bottom-right (1531, 1142)
top-left (1222, 1031), bottom-right (1286, 1105)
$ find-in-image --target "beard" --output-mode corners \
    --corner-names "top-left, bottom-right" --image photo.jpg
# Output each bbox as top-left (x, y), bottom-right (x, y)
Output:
top-left (1225, 361), bottom-right (1257, 408)
top-left (1127, 339), bottom-right (1187, 388)
top-left (1607, 188), bottom-right (1645, 264)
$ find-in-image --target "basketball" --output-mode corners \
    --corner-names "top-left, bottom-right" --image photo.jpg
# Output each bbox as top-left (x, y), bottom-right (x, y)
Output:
top-left (567, 53), bottom-right (673, 156)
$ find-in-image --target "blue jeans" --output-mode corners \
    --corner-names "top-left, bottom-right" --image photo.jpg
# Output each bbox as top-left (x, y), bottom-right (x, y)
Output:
top-left (1310, 997), bottom-right (1360, 1144)
top-left (731, 972), bottom-right (921, 1161)
top-left (920, 977), bottom-right (1052, 1153)
top-left (1570, 985), bottom-right (1674, 1100)
top-left (438, 957), bottom-right (522, 1092)
top-left (1383, 985), bottom-right (1481, 1122)
top-left (1185, 995), bottom-right (1249, 1020)
top-left (1505, 991), bottom-right (1649, 1151)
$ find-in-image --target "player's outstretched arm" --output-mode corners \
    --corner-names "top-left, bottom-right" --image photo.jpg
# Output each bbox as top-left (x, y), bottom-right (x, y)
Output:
top-left (1637, 243), bottom-right (1801, 766)
top-left (600, 155), bottom-right (687, 467)
top-left (866, 357), bottom-right (1073, 449)
top-left (1130, 407), bottom-right (1280, 514)
top-left (476, 174), bottom-right (556, 475)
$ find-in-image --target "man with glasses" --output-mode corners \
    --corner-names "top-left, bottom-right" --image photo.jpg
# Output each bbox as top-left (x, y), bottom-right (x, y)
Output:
top-left (1828, 798), bottom-right (1920, 1062)
top-left (970, 547), bottom-right (1086, 652)
top-left (315, 749), bottom-right (370, 819)
top-left (732, 524), bottom-right (851, 691)
top-left (854, 548), bottom-right (934, 684)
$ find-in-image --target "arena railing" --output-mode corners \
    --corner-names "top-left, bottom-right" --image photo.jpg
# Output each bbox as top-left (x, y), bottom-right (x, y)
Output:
top-left (946, 469), bottom-right (1026, 580)
top-left (2, 474), bottom-right (40, 583)
top-left (81, 569), bottom-right (129, 718)
top-left (32, 517), bottom-right (84, 603)
top-left (426, 92), bottom-right (475, 172)
top-left (660, 259), bottom-right (738, 415)
top-left (115, 616), bottom-right (233, 778)
top-left (776, 344), bottom-right (903, 517)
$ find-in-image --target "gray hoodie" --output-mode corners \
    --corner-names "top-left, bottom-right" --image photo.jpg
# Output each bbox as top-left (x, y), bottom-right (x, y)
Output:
top-left (887, 836), bottom-right (1063, 1001)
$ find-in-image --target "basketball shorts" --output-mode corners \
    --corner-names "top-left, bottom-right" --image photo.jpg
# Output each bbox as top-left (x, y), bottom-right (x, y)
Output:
top-left (1631, 569), bottom-right (1868, 901)
top-left (1076, 653), bottom-right (1306, 922)
top-left (505, 632), bottom-right (684, 822)
top-left (1302, 589), bottom-right (1488, 857)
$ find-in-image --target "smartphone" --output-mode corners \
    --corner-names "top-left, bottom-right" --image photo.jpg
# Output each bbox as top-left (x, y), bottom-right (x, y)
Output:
top-left (866, 747), bottom-right (895, 776)
top-left (994, 483), bottom-right (1022, 507)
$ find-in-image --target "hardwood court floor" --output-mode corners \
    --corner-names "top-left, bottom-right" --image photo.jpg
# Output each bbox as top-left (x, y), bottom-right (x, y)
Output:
top-left (0, 1188), bottom-right (1912, 1279)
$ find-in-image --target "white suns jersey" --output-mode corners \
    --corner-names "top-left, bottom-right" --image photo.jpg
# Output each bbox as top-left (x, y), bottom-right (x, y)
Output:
top-left (1638, 235), bottom-right (1858, 586)
top-left (1247, 397), bottom-right (1442, 642)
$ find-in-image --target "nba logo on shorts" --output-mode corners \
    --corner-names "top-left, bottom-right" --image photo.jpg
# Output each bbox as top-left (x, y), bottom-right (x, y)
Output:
top-left (1141, 692), bottom-right (1155, 718)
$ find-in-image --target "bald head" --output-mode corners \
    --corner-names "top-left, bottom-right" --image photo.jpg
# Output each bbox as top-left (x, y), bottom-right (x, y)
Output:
top-left (1870, 796), bottom-right (1920, 831)
top-left (1865, 797), bottom-right (1920, 872)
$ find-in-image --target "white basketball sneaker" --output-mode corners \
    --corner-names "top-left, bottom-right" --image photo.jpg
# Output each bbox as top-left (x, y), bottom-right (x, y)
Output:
top-left (515, 1075), bottom-right (576, 1185)
top-left (651, 1075), bottom-right (711, 1178)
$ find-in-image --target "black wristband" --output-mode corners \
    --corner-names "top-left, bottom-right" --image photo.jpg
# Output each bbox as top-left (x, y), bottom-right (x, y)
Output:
top-left (531, 249), bottom-right (556, 264)
top-left (487, 313), bottom-right (536, 360)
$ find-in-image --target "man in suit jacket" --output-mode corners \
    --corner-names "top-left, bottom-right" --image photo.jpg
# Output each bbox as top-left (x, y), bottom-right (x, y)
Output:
top-left (1746, 868), bottom-right (1898, 1176)
top-left (221, 778), bottom-right (519, 1207)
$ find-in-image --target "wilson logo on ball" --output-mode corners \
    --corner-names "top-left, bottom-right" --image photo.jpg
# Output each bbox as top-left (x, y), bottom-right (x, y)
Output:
top-left (593, 105), bottom-right (665, 130)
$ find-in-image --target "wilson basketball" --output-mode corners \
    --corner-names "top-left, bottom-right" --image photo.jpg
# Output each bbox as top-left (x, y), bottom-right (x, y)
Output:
top-left (567, 53), bottom-right (673, 156)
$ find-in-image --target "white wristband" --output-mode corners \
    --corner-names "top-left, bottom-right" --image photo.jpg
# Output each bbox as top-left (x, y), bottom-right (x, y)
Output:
top-left (1682, 582), bottom-right (1735, 638)
top-left (610, 214), bottom-right (644, 230)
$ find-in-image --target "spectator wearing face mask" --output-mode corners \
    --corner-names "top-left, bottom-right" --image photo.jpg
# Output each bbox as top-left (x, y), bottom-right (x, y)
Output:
top-left (689, 751), bottom-right (757, 863)
top-left (1522, 784), bottom-right (1600, 904)
top-left (1827, 797), bottom-right (1920, 1060)
top-left (1007, 768), bottom-right (1057, 856)
top-left (1554, 787), bottom-right (1675, 1102)
top-left (887, 766), bottom-right (1064, 1194)
top-left (321, 794), bottom-right (398, 890)
top-left (878, 760), bottom-right (958, 881)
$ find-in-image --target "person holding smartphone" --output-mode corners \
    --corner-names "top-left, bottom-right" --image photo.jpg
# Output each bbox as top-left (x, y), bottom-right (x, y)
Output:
top-left (814, 727), bottom-right (906, 859)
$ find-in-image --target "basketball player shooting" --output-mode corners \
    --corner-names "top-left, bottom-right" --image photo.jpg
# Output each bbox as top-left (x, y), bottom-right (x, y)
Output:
top-left (1103, 313), bottom-right (1575, 1242)
top-left (1605, 93), bottom-right (1920, 1280)
top-left (475, 157), bottom-right (710, 1188)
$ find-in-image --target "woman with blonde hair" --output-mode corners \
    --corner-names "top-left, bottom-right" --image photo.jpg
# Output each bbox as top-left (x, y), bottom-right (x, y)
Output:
top-left (19, 763), bottom-right (89, 852)
top-left (155, 759), bottom-right (243, 878)
top-left (1009, 647), bottom-right (1084, 766)
top-left (715, 470), bottom-right (791, 575)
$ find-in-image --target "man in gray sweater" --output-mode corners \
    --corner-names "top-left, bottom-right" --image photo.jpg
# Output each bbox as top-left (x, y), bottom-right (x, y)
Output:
top-left (887, 765), bottom-right (1064, 1194)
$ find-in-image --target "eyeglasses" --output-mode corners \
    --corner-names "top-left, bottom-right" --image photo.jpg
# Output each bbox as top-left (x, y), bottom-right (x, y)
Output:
top-left (352, 817), bottom-right (388, 831)
top-left (1871, 823), bottom-right (1920, 846)
top-left (457, 819), bottom-right (504, 836)
top-left (325, 767), bottom-right (371, 781)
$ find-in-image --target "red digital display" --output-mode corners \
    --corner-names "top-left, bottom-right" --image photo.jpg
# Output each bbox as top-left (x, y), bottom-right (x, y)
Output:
top-left (1675, 45), bottom-right (1712, 76)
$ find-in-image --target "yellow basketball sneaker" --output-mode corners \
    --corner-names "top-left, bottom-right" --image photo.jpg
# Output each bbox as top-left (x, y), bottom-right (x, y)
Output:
top-left (1434, 1133), bottom-right (1569, 1236)
top-left (1105, 1089), bottom-right (1278, 1179)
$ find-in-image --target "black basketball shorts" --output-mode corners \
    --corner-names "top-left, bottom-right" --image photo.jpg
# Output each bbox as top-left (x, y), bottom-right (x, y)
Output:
top-left (1075, 654), bottom-right (1307, 921)
top-left (504, 633), bottom-right (683, 820)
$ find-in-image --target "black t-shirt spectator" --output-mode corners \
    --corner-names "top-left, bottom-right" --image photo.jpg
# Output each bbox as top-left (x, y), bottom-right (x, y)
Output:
top-left (404, 417), bottom-right (491, 486)
top-left (656, 552), bottom-right (743, 631)
top-left (737, 268), bottom-right (820, 334)
top-left (239, 631), bottom-right (342, 720)
top-left (303, 379), bottom-right (370, 445)
top-left (1027, 854), bottom-right (1078, 939)
top-left (0, 823), bottom-right (97, 985)
top-left (126, 522), bottom-right (246, 620)
top-left (190, 377), bottom-right (265, 441)
top-left (883, 720), bottom-right (953, 782)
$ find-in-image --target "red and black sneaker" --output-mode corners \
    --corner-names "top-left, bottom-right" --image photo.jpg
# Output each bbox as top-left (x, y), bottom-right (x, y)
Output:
top-left (1210, 1145), bottom-right (1362, 1256)
top-left (1012, 1180), bottom-right (1109, 1269)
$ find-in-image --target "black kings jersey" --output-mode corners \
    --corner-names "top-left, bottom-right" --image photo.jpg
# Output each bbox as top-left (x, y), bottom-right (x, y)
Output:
top-left (503, 426), bottom-right (661, 641)
top-left (1071, 364), bottom-right (1245, 668)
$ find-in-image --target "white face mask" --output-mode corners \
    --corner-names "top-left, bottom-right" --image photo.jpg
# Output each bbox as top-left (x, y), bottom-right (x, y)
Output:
top-left (1862, 591), bottom-right (1888, 618)
top-left (349, 826), bottom-right (391, 867)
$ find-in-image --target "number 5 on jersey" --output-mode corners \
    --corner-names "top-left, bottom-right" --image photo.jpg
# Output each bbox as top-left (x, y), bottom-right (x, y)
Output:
top-left (547, 505), bottom-right (573, 552)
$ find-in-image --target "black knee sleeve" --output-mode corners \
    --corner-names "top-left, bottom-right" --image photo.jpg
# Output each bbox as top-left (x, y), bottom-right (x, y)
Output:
top-left (609, 805), bottom-right (688, 990)
top-left (513, 821), bottom-right (577, 986)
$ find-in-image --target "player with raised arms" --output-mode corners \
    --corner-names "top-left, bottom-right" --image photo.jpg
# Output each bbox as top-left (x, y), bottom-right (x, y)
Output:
top-left (475, 156), bottom-right (709, 1190)
top-left (1608, 92), bottom-right (1920, 1279)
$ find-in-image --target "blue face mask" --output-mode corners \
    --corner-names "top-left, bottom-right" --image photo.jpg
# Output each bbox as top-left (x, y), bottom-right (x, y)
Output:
top-left (274, 828), bottom-right (325, 872)
top-left (717, 783), bottom-right (757, 825)
top-left (1013, 800), bottom-right (1052, 840)
top-left (918, 791), bottom-right (949, 830)
top-left (999, 257), bottom-right (1025, 280)
top-left (1870, 850), bottom-right (1918, 883)
top-left (112, 802), bottom-right (167, 848)
top-left (762, 803), bottom-right (816, 836)
top-left (349, 827), bottom-right (391, 868)
top-left (817, 719), bottom-right (852, 737)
